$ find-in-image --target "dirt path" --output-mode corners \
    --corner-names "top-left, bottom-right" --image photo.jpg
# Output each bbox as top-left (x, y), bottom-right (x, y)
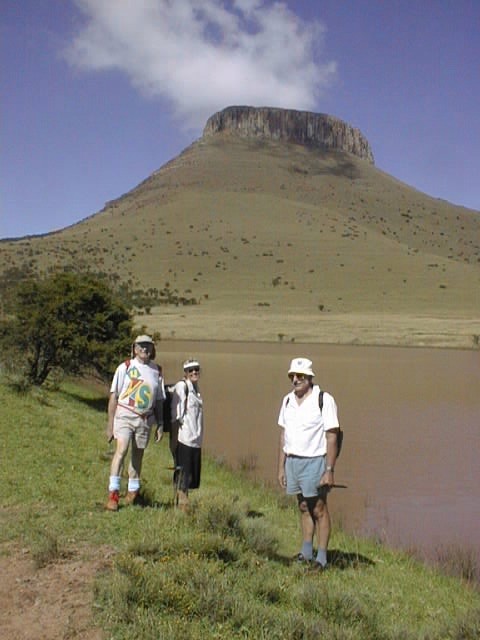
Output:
top-left (0, 544), bottom-right (110, 640)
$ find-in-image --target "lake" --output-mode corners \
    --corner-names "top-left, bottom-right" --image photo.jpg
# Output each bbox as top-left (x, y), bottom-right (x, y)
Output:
top-left (158, 341), bottom-right (480, 564)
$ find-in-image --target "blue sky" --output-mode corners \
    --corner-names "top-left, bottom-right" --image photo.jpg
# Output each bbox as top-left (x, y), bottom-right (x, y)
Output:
top-left (2, 0), bottom-right (479, 239)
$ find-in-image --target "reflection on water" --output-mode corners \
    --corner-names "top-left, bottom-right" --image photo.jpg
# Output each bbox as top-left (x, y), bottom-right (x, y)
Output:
top-left (158, 341), bottom-right (480, 562)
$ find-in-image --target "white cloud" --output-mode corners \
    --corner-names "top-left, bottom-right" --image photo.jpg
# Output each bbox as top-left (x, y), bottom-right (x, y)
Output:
top-left (67, 0), bottom-right (337, 130)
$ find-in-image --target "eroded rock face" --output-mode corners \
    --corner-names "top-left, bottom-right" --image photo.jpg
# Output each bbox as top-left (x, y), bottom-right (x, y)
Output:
top-left (202, 106), bottom-right (374, 164)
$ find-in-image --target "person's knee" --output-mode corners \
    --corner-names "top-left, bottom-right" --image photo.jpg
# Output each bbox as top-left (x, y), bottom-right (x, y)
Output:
top-left (297, 494), bottom-right (309, 513)
top-left (114, 439), bottom-right (129, 458)
top-left (312, 500), bottom-right (328, 519)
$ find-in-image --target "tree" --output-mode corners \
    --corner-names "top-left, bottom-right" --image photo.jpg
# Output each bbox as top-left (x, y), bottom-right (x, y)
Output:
top-left (0, 272), bottom-right (133, 385)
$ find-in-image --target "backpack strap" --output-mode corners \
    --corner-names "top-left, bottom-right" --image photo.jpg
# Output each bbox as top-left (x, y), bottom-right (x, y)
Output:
top-left (285, 389), bottom-right (324, 412)
top-left (181, 380), bottom-right (189, 420)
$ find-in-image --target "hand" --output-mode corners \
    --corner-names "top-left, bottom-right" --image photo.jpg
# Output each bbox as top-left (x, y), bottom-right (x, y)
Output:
top-left (106, 425), bottom-right (114, 443)
top-left (319, 470), bottom-right (334, 487)
top-left (278, 471), bottom-right (286, 489)
top-left (155, 428), bottom-right (164, 443)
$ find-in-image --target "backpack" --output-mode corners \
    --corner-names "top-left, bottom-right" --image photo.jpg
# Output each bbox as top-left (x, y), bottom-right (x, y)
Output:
top-left (286, 389), bottom-right (343, 458)
top-left (163, 380), bottom-right (188, 433)
top-left (163, 380), bottom-right (188, 457)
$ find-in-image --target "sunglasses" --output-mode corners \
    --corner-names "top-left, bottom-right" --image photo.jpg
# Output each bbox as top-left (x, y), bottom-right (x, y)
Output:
top-left (288, 372), bottom-right (307, 381)
top-left (136, 343), bottom-right (153, 350)
top-left (186, 367), bottom-right (200, 373)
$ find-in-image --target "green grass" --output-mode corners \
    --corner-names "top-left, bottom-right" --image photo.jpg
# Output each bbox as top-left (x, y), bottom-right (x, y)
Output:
top-left (1, 378), bottom-right (479, 639)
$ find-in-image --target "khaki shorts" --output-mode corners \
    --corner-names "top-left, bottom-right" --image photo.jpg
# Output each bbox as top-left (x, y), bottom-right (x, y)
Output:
top-left (113, 414), bottom-right (152, 449)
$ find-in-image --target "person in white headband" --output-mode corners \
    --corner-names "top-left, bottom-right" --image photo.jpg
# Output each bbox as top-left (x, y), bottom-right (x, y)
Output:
top-left (170, 358), bottom-right (204, 511)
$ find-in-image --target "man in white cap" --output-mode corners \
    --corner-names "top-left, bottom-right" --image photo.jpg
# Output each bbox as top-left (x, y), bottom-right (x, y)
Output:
top-left (277, 357), bottom-right (340, 570)
top-left (105, 335), bottom-right (165, 511)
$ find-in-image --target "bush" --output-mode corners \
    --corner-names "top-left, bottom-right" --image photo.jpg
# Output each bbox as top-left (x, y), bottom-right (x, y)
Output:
top-left (0, 271), bottom-right (133, 385)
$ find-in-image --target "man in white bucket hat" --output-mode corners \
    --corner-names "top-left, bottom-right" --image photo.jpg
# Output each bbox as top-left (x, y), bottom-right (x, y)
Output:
top-left (277, 357), bottom-right (340, 570)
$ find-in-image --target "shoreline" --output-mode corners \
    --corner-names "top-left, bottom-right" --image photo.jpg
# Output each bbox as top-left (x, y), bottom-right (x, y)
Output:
top-left (139, 310), bottom-right (480, 350)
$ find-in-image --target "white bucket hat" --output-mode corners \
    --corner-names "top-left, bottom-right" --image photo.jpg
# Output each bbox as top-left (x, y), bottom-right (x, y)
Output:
top-left (288, 357), bottom-right (315, 377)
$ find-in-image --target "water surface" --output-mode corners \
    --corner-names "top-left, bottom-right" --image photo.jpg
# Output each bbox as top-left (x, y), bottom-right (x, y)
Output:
top-left (159, 341), bottom-right (480, 562)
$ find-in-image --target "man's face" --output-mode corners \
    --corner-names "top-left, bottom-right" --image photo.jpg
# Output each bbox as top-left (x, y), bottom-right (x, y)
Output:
top-left (288, 372), bottom-right (312, 397)
top-left (135, 342), bottom-right (153, 362)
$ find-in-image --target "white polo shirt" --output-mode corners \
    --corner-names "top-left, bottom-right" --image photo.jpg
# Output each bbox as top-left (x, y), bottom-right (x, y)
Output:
top-left (278, 385), bottom-right (339, 457)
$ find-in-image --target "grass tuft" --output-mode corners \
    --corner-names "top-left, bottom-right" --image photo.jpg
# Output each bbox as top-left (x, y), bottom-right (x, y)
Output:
top-left (26, 527), bottom-right (64, 569)
top-left (434, 544), bottom-right (479, 583)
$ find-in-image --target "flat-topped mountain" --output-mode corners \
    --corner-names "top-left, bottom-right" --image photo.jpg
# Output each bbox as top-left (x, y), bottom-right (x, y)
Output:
top-left (203, 106), bottom-right (374, 163)
top-left (1, 106), bottom-right (479, 347)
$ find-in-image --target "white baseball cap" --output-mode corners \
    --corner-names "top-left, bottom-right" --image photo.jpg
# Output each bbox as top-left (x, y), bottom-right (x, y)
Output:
top-left (288, 357), bottom-right (315, 377)
top-left (134, 334), bottom-right (154, 344)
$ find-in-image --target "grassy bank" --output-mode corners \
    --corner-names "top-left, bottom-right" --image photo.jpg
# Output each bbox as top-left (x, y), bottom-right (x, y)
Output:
top-left (0, 378), bottom-right (479, 639)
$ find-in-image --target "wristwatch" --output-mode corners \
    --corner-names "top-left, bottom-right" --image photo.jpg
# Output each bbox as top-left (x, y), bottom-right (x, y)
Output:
top-left (326, 465), bottom-right (334, 472)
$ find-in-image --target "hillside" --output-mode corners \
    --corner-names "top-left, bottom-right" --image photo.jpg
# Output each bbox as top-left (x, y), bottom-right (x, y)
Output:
top-left (1, 107), bottom-right (479, 347)
top-left (1, 379), bottom-right (478, 639)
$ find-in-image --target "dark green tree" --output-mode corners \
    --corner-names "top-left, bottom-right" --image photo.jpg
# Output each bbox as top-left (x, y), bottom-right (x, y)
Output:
top-left (0, 272), bottom-right (133, 385)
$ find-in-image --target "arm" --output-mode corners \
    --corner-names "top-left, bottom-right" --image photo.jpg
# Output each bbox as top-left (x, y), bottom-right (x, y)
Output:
top-left (319, 428), bottom-right (339, 487)
top-left (154, 375), bottom-right (165, 442)
top-left (174, 380), bottom-right (188, 423)
top-left (153, 398), bottom-right (164, 442)
top-left (106, 392), bottom-right (118, 443)
top-left (277, 428), bottom-right (287, 488)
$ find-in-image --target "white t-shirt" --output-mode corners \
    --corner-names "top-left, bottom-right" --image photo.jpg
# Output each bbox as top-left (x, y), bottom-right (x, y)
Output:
top-left (172, 379), bottom-right (204, 448)
top-left (110, 357), bottom-right (165, 418)
top-left (278, 385), bottom-right (339, 457)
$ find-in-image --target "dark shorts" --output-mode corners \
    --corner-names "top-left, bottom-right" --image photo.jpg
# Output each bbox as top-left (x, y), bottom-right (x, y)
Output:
top-left (174, 442), bottom-right (202, 491)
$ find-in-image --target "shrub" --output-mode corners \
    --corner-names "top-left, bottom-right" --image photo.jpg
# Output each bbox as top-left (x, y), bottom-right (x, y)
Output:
top-left (0, 272), bottom-right (133, 385)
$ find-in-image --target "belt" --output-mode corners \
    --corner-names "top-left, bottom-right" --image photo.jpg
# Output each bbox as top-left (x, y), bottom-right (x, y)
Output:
top-left (286, 454), bottom-right (311, 459)
top-left (118, 404), bottom-right (153, 421)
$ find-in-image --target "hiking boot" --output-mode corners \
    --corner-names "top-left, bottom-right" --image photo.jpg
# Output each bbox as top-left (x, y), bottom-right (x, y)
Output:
top-left (105, 490), bottom-right (120, 512)
top-left (124, 490), bottom-right (139, 506)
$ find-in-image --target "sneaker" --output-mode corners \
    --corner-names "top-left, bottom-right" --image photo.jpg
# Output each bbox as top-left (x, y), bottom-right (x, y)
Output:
top-left (124, 490), bottom-right (139, 506)
top-left (105, 490), bottom-right (119, 511)
top-left (309, 561), bottom-right (328, 573)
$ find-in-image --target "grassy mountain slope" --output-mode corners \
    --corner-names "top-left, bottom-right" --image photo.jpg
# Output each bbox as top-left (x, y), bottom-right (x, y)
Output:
top-left (1, 135), bottom-right (479, 346)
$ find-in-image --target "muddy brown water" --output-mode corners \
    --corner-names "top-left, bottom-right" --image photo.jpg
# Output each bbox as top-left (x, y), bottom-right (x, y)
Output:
top-left (159, 341), bottom-right (480, 563)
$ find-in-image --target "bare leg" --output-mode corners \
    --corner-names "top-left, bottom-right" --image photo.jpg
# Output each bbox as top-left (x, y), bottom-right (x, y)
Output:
top-left (313, 499), bottom-right (330, 549)
top-left (129, 440), bottom-right (145, 479)
top-left (110, 437), bottom-right (130, 477)
top-left (313, 498), bottom-right (331, 565)
top-left (299, 498), bottom-right (315, 546)
top-left (177, 489), bottom-right (189, 511)
top-left (106, 437), bottom-right (130, 511)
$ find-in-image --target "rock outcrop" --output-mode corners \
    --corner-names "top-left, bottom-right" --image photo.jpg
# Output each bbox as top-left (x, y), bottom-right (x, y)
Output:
top-left (202, 106), bottom-right (374, 164)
